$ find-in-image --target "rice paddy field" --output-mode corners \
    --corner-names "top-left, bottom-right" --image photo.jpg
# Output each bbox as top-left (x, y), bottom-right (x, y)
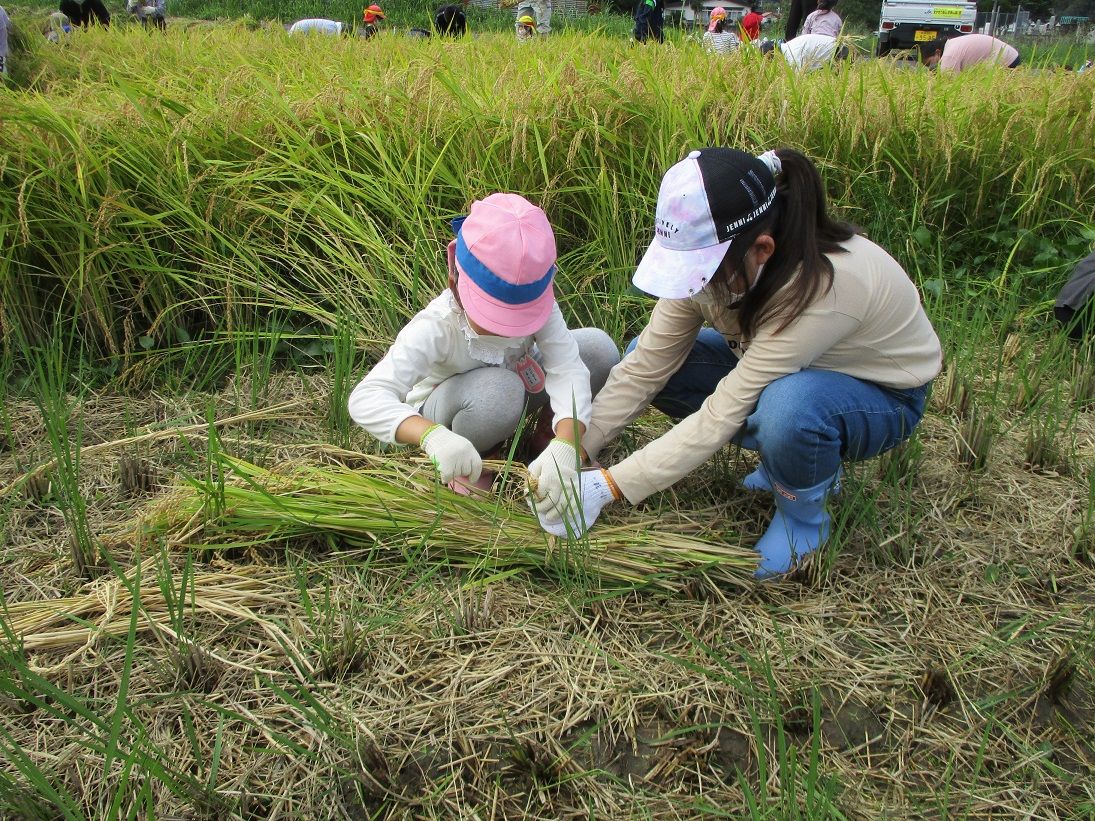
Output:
top-left (1, 21), bottom-right (1094, 820)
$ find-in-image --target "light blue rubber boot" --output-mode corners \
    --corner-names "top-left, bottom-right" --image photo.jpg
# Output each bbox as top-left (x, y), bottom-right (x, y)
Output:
top-left (742, 463), bottom-right (842, 496)
top-left (753, 474), bottom-right (839, 579)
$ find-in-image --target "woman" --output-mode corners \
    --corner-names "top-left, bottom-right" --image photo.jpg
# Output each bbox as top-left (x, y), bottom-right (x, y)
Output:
top-left (531, 148), bottom-right (942, 578)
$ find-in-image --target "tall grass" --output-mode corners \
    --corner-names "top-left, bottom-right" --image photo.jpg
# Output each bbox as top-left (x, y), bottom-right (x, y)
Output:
top-left (1, 26), bottom-right (1092, 380)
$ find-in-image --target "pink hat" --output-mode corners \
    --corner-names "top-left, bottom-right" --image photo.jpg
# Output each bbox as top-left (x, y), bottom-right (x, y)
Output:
top-left (451, 193), bottom-right (557, 337)
top-left (708, 6), bottom-right (728, 30)
top-left (632, 148), bottom-right (778, 300)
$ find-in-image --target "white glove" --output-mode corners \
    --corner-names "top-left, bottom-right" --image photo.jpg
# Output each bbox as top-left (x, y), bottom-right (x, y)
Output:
top-left (535, 469), bottom-right (620, 538)
top-left (527, 438), bottom-right (581, 518)
top-left (420, 425), bottom-right (482, 484)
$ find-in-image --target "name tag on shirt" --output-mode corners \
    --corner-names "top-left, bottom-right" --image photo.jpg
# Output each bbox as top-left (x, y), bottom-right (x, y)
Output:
top-left (512, 354), bottom-right (546, 393)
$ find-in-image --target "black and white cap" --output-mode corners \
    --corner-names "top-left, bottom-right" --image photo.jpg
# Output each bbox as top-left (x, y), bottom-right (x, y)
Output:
top-left (632, 148), bottom-right (779, 300)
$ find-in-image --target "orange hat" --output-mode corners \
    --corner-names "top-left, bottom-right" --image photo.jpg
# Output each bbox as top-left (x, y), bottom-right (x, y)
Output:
top-left (363, 3), bottom-right (384, 22)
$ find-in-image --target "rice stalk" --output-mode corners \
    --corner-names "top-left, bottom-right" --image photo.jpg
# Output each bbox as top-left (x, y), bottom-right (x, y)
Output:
top-left (131, 453), bottom-right (758, 591)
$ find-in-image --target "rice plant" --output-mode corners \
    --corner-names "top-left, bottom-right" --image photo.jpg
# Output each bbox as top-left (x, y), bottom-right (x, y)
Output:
top-left (2, 27), bottom-right (1092, 366)
top-left (135, 451), bottom-right (759, 590)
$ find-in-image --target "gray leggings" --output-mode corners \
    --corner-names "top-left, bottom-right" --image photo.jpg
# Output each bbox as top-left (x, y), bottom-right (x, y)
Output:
top-left (420, 328), bottom-right (620, 452)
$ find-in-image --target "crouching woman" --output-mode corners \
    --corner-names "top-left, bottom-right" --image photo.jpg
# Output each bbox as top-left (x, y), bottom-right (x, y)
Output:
top-left (531, 147), bottom-right (942, 578)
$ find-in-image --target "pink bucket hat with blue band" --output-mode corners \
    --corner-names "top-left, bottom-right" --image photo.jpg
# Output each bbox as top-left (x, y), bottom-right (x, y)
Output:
top-left (632, 148), bottom-right (778, 300)
top-left (450, 193), bottom-right (557, 337)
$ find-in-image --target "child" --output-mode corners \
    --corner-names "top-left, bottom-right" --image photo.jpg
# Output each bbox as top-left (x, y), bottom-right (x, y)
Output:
top-left (348, 194), bottom-right (620, 494)
top-left (534, 149), bottom-right (941, 579)
top-left (360, 3), bottom-right (384, 38)
top-left (515, 13), bottom-right (536, 40)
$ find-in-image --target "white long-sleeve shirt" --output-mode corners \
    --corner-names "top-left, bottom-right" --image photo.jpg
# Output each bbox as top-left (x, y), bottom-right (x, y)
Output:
top-left (585, 233), bottom-right (942, 504)
top-left (348, 291), bottom-right (592, 443)
top-left (289, 18), bottom-right (344, 35)
top-left (779, 33), bottom-right (839, 70)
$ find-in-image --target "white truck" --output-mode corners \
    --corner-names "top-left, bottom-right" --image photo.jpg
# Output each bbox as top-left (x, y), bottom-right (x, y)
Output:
top-left (876, 0), bottom-right (977, 56)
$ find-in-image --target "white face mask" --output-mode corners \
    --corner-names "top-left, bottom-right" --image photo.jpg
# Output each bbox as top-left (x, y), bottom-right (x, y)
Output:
top-left (690, 286), bottom-right (723, 308)
top-left (732, 261), bottom-right (765, 303)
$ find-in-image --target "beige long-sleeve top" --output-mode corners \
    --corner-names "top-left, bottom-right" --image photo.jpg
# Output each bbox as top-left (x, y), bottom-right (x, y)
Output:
top-left (584, 233), bottom-right (942, 504)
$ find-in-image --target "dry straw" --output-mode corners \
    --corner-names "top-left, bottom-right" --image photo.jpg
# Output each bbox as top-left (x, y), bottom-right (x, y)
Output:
top-left (1, 555), bottom-right (292, 658)
top-left (130, 451), bottom-right (758, 591)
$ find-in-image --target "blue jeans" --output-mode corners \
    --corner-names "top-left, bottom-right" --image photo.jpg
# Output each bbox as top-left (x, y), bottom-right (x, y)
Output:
top-left (626, 328), bottom-right (930, 489)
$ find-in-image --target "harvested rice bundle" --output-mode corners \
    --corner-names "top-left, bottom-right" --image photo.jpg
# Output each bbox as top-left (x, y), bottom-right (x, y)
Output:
top-left (1, 556), bottom-right (292, 653)
top-left (142, 453), bottom-right (757, 591)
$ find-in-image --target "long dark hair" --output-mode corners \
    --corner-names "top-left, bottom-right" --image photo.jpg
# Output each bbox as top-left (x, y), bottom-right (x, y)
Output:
top-left (711, 148), bottom-right (856, 338)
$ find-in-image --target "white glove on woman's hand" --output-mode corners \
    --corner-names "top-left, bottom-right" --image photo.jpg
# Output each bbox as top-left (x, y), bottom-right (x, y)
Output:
top-left (536, 468), bottom-right (621, 538)
top-left (527, 438), bottom-right (581, 518)
top-left (420, 425), bottom-right (482, 484)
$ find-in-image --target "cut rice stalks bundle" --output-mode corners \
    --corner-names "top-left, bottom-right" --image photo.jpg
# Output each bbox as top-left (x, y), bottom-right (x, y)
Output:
top-left (1, 556), bottom-right (293, 655)
top-left (137, 454), bottom-right (757, 591)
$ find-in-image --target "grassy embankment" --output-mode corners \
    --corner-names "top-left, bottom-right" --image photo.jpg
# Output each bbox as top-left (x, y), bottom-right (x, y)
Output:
top-left (1, 26), bottom-right (1094, 819)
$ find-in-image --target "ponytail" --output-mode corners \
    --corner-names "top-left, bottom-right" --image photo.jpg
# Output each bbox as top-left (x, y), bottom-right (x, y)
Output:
top-left (719, 148), bottom-right (856, 338)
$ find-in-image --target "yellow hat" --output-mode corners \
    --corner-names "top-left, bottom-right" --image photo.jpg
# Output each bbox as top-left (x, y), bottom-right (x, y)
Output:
top-left (517, 14), bottom-right (536, 26)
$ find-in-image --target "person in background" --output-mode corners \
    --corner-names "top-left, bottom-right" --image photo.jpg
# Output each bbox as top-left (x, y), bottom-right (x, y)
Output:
top-left (0, 5), bottom-right (9, 77)
top-left (515, 13), bottom-right (536, 40)
top-left (703, 7), bottom-right (740, 54)
top-left (360, 3), bottom-right (384, 38)
top-left (1055, 250), bottom-right (1095, 341)
top-left (774, 32), bottom-right (843, 70)
top-left (348, 194), bottom-right (620, 496)
top-left (802, 0), bottom-right (841, 37)
top-left (289, 18), bottom-right (349, 35)
top-left (59, 0), bottom-right (110, 28)
top-left (634, 0), bottom-right (664, 43)
top-left (127, 0), bottom-right (166, 30)
top-left (434, 4), bottom-right (467, 36)
top-left (918, 33), bottom-right (1020, 71)
top-left (527, 0), bottom-right (550, 35)
top-left (783, 0), bottom-right (812, 40)
top-left (739, 3), bottom-right (764, 41)
top-left (45, 10), bottom-right (73, 42)
top-left (530, 148), bottom-right (941, 580)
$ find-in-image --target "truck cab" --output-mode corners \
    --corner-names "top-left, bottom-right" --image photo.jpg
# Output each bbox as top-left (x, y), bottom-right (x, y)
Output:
top-left (876, 0), bottom-right (977, 57)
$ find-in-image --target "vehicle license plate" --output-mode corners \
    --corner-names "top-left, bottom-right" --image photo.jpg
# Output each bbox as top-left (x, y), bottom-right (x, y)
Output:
top-left (914, 29), bottom-right (938, 40)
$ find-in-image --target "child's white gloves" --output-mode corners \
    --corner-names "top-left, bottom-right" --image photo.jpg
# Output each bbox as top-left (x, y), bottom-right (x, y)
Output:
top-left (527, 438), bottom-right (581, 518)
top-left (534, 468), bottom-right (621, 538)
top-left (420, 425), bottom-right (482, 484)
